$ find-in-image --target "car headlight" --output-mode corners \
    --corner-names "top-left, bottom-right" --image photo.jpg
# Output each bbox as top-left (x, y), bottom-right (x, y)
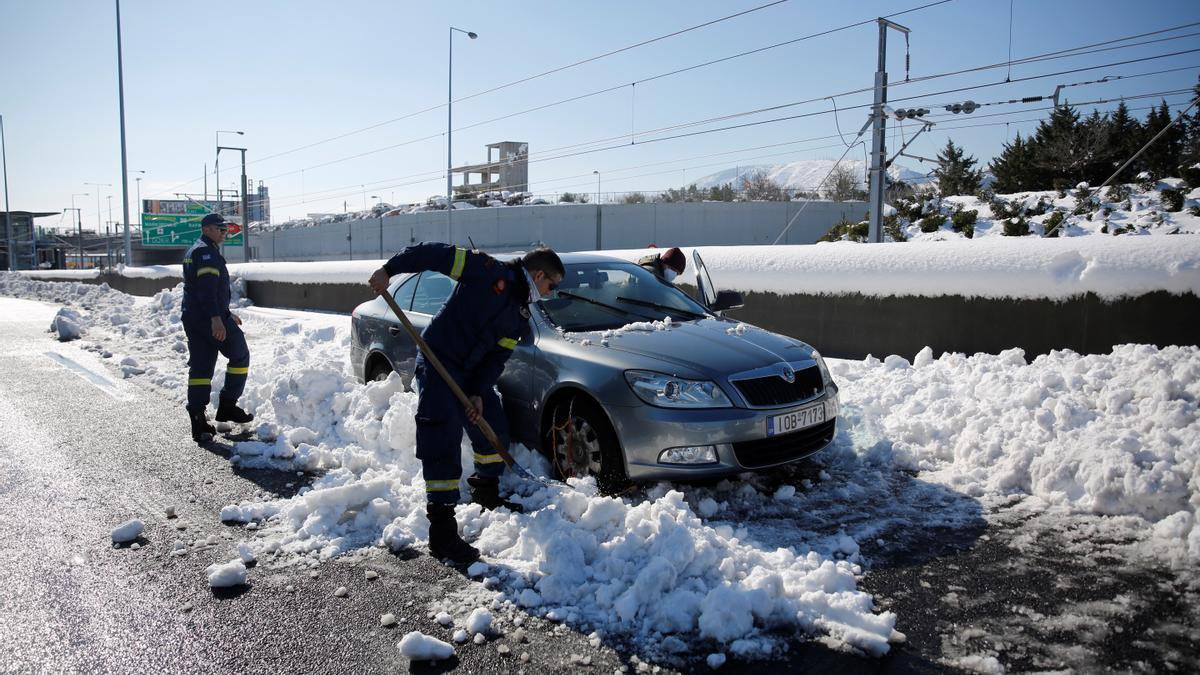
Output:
top-left (624, 370), bottom-right (732, 408)
top-left (812, 350), bottom-right (832, 386)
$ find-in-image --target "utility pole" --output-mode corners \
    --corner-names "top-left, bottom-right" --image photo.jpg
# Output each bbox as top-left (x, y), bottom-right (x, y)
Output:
top-left (65, 207), bottom-right (83, 269)
top-left (1, 113), bottom-right (12, 271)
top-left (867, 18), bottom-right (910, 243)
top-left (106, 195), bottom-right (113, 268)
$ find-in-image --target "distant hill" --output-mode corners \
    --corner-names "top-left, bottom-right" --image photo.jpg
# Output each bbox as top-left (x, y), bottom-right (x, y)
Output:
top-left (692, 159), bottom-right (931, 192)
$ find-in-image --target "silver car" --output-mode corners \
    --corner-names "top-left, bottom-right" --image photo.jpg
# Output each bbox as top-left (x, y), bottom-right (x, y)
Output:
top-left (351, 250), bottom-right (839, 490)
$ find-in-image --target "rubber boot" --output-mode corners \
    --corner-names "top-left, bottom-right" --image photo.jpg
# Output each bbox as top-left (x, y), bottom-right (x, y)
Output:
top-left (215, 399), bottom-right (254, 424)
top-left (469, 475), bottom-right (524, 513)
top-left (426, 503), bottom-right (479, 563)
top-left (189, 409), bottom-right (216, 443)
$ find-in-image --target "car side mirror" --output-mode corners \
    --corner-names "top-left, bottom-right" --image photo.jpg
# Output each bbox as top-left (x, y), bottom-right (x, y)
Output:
top-left (710, 290), bottom-right (744, 312)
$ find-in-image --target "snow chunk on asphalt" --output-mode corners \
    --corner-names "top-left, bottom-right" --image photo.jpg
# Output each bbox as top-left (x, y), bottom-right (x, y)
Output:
top-left (707, 653), bottom-right (727, 669)
top-left (466, 608), bottom-right (492, 635)
top-left (111, 519), bottom-right (144, 544)
top-left (237, 542), bottom-right (256, 564)
top-left (206, 559), bottom-right (247, 588)
top-left (397, 631), bottom-right (454, 660)
top-left (51, 308), bottom-right (86, 341)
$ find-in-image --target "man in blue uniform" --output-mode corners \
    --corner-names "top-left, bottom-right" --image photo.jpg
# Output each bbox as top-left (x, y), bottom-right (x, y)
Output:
top-left (182, 213), bottom-right (254, 443)
top-left (368, 243), bottom-right (564, 563)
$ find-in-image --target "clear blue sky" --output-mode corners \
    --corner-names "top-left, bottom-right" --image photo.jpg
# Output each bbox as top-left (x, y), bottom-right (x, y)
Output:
top-left (2, 0), bottom-right (1198, 232)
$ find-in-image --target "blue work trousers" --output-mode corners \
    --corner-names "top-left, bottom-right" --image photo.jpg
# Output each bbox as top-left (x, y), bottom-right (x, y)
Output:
top-left (183, 314), bottom-right (250, 412)
top-left (414, 358), bottom-right (507, 504)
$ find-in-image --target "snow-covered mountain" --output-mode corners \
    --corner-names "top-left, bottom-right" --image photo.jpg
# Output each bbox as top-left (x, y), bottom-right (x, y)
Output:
top-left (692, 159), bottom-right (931, 191)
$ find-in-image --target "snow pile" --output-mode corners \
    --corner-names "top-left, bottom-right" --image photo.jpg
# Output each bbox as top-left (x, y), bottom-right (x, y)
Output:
top-left (828, 344), bottom-right (1200, 564)
top-left (110, 519), bottom-right (144, 544)
top-left (397, 631), bottom-right (454, 660)
top-left (206, 559), bottom-right (247, 588)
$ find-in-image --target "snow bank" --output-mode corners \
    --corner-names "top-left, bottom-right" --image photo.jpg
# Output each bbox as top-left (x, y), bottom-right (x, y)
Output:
top-left (602, 235), bottom-right (1200, 301)
top-left (829, 344), bottom-right (1200, 564)
top-left (120, 265), bottom-right (181, 279)
top-left (227, 260), bottom-right (385, 285)
top-left (21, 269), bottom-right (100, 279)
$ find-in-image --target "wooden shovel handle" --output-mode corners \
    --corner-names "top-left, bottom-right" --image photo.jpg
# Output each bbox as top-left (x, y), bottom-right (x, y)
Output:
top-left (377, 284), bottom-right (515, 466)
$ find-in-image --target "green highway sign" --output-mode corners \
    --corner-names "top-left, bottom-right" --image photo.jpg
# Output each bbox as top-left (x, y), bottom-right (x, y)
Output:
top-left (141, 200), bottom-right (243, 247)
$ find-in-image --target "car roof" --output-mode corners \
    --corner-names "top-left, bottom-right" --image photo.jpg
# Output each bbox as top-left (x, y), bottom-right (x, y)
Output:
top-left (491, 250), bottom-right (630, 264)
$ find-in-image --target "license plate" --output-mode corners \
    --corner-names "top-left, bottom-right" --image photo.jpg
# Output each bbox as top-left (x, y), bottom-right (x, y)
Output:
top-left (766, 402), bottom-right (826, 436)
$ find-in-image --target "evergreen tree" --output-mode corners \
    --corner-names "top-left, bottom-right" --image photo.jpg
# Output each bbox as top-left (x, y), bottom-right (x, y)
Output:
top-left (1080, 110), bottom-right (1113, 184)
top-left (932, 139), bottom-right (983, 196)
top-left (1030, 105), bottom-right (1096, 189)
top-left (1180, 77), bottom-right (1200, 166)
top-left (990, 133), bottom-right (1036, 193)
top-left (1105, 102), bottom-right (1143, 183)
top-left (1142, 99), bottom-right (1185, 178)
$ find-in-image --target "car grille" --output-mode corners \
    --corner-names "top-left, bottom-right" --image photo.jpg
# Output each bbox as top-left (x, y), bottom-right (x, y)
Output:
top-left (732, 367), bottom-right (824, 406)
top-left (731, 419), bottom-right (836, 469)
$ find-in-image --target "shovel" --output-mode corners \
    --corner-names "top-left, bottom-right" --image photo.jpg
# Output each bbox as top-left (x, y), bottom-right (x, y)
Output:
top-left (377, 286), bottom-right (548, 484)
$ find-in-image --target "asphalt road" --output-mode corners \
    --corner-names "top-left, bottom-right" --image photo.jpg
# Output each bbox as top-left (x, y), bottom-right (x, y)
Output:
top-left (0, 296), bottom-right (1196, 673)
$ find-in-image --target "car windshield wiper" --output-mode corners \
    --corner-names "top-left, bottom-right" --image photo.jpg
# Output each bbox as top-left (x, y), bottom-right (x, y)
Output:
top-left (555, 291), bottom-right (658, 320)
top-left (616, 296), bottom-right (706, 319)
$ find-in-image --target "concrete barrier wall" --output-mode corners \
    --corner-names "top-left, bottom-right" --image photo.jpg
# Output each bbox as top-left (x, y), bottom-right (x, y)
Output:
top-left (719, 290), bottom-right (1200, 360)
top-left (256, 201), bottom-right (867, 261)
top-left (27, 272), bottom-right (1198, 359)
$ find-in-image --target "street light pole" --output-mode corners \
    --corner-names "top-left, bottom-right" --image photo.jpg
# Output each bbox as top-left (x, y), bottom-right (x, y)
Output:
top-left (84, 183), bottom-right (111, 238)
top-left (71, 193), bottom-right (89, 268)
top-left (129, 169), bottom-right (144, 264)
top-left (1, 113), bottom-right (12, 271)
top-left (372, 195), bottom-right (382, 257)
top-left (447, 26), bottom-right (477, 244)
top-left (115, 0), bottom-right (134, 264)
top-left (594, 170), bottom-right (600, 205)
top-left (106, 195), bottom-right (113, 268)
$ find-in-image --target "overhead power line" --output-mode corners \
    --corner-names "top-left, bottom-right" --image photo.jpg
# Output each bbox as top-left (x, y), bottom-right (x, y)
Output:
top-left (147, 0), bottom-right (962, 202)
top-left (259, 32), bottom-right (1200, 190)
top-left (260, 92), bottom-right (1193, 215)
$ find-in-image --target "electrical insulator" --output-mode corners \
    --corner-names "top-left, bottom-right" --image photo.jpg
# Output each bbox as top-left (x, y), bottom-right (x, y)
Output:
top-left (946, 103), bottom-right (963, 114)
top-left (962, 100), bottom-right (978, 114)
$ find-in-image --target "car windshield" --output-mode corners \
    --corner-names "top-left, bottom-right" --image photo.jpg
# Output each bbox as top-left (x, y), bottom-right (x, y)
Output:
top-left (539, 261), bottom-right (709, 332)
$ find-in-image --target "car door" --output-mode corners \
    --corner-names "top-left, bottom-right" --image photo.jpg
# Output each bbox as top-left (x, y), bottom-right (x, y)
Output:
top-left (692, 249), bottom-right (718, 309)
top-left (382, 271), bottom-right (456, 382)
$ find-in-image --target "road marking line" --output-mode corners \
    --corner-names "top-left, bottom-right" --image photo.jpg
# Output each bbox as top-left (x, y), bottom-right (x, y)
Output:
top-left (43, 351), bottom-right (133, 401)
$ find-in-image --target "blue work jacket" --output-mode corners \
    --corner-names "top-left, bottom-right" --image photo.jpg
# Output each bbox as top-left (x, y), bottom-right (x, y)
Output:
top-left (383, 242), bottom-right (533, 396)
top-left (181, 235), bottom-right (231, 320)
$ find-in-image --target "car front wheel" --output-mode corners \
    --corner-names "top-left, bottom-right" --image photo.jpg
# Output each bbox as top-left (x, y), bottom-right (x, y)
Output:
top-left (544, 397), bottom-right (629, 494)
top-left (367, 358), bottom-right (393, 382)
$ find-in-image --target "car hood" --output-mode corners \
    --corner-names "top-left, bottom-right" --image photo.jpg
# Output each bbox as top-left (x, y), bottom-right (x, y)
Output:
top-left (570, 317), bottom-right (814, 378)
